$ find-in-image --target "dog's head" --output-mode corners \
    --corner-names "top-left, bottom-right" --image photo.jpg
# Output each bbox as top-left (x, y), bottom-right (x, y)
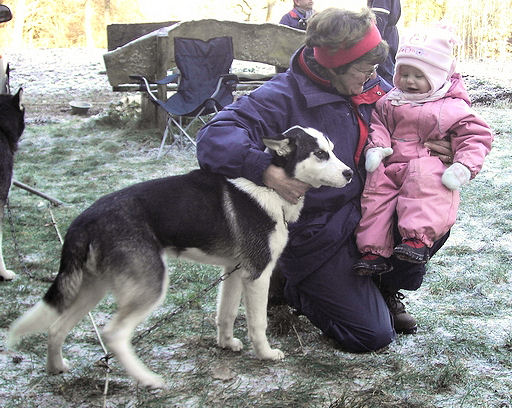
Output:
top-left (0, 88), bottom-right (25, 152)
top-left (262, 126), bottom-right (353, 189)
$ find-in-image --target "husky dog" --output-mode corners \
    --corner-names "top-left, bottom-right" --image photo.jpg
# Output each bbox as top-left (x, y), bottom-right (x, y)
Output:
top-left (0, 89), bottom-right (24, 281)
top-left (8, 125), bottom-right (353, 388)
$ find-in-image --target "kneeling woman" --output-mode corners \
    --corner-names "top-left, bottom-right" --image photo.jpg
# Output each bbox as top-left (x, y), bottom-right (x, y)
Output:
top-left (196, 7), bottom-right (449, 351)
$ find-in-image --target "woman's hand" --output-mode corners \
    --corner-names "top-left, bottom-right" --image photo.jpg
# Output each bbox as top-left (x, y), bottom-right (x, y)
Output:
top-left (425, 139), bottom-right (454, 165)
top-left (263, 165), bottom-right (311, 204)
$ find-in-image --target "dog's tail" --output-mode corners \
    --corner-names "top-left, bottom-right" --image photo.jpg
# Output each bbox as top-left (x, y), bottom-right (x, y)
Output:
top-left (7, 238), bottom-right (87, 348)
top-left (7, 301), bottom-right (60, 348)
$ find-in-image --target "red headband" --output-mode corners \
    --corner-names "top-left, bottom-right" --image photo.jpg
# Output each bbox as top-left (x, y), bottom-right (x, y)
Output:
top-left (313, 23), bottom-right (382, 68)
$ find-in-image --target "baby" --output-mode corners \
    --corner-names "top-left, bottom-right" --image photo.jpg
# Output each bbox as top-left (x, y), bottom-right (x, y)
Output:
top-left (353, 25), bottom-right (493, 275)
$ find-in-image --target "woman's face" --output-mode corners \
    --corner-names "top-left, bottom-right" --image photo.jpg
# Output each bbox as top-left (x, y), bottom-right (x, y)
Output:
top-left (328, 62), bottom-right (378, 96)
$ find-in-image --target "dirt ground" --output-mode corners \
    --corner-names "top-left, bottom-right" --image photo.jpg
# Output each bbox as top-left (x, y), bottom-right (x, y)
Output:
top-left (7, 48), bottom-right (124, 123)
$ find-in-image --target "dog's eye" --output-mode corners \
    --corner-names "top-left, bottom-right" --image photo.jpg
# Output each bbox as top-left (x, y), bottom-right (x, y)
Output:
top-left (314, 150), bottom-right (329, 160)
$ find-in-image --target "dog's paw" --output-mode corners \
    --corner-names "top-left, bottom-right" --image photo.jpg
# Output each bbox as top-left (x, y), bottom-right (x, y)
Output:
top-left (218, 337), bottom-right (243, 352)
top-left (0, 269), bottom-right (16, 281)
top-left (256, 348), bottom-right (285, 361)
top-left (137, 374), bottom-right (166, 389)
top-left (47, 358), bottom-right (70, 374)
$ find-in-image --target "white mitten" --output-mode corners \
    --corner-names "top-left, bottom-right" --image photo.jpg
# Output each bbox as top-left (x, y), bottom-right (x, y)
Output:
top-left (442, 162), bottom-right (471, 190)
top-left (365, 147), bottom-right (393, 172)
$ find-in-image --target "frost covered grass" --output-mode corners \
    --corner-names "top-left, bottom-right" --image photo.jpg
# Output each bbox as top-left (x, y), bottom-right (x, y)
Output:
top-left (0, 102), bottom-right (511, 407)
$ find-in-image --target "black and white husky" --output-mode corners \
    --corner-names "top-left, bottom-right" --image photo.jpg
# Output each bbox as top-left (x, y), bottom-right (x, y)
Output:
top-left (8, 125), bottom-right (353, 388)
top-left (0, 89), bottom-right (24, 281)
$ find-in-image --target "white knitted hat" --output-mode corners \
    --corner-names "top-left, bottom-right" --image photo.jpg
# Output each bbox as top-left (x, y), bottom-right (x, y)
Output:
top-left (393, 26), bottom-right (457, 93)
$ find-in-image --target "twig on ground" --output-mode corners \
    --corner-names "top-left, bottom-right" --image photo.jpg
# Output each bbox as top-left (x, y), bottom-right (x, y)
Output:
top-left (13, 179), bottom-right (66, 206)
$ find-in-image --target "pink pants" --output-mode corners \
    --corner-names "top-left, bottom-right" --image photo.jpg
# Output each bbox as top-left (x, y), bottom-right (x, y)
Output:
top-left (356, 156), bottom-right (460, 258)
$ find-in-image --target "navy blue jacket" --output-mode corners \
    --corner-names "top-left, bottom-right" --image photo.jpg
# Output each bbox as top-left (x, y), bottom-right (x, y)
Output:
top-left (197, 47), bottom-right (387, 285)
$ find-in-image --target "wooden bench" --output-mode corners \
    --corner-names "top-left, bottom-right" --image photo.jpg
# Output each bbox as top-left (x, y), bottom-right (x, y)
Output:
top-left (107, 21), bottom-right (179, 51)
top-left (103, 19), bottom-right (305, 128)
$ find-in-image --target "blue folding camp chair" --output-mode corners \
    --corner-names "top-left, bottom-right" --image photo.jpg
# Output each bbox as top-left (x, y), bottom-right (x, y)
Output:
top-left (131, 36), bottom-right (237, 157)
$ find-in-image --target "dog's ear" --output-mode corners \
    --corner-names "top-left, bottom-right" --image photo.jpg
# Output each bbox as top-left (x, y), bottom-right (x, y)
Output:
top-left (282, 126), bottom-right (305, 140)
top-left (13, 88), bottom-right (23, 110)
top-left (263, 126), bottom-right (306, 156)
top-left (262, 137), bottom-right (293, 156)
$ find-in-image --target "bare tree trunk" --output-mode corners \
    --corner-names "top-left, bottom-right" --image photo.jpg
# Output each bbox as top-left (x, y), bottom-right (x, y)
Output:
top-left (12, 0), bottom-right (27, 49)
top-left (104, 0), bottom-right (111, 26)
top-left (85, 0), bottom-right (94, 48)
top-left (265, 0), bottom-right (277, 22)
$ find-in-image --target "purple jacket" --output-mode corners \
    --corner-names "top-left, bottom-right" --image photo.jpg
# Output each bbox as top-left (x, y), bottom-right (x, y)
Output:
top-left (196, 47), bottom-right (387, 283)
top-left (279, 8), bottom-right (309, 30)
top-left (369, 74), bottom-right (493, 178)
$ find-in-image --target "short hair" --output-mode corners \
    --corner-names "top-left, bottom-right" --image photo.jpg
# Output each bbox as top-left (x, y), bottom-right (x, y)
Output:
top-left (305, 8), bottom-right (388, 73)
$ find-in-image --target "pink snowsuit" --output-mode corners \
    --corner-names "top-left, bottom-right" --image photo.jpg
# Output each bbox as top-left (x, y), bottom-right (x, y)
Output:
top-left (356, 74), bottom-right (493, 258)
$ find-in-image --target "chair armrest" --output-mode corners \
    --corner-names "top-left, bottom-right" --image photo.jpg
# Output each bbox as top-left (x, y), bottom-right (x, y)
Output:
top-left (155, 73), bottom-right (180, 85)
top-left (129, 74), bottom-right (160, 104)
top-left (210, 74), bottom-right (239, 100)
top-left (236, 73), bottom-right (276, 82)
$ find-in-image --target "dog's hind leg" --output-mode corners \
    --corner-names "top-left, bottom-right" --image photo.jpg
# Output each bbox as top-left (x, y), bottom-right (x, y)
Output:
top-left (216, 265), bottom-right (244, 352)
top-left (46, 279), bottom-right (107, 374)
top-left (102, 255), bottom-right (168, 389)
top-left (242, 266), bottom-right (284, 360)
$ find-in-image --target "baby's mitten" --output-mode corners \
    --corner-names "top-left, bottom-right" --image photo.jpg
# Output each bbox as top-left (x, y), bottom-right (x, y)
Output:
top-left (442, 162), bottom-right (471, 190)
top-left (365, 147), bottom-right (393, 172)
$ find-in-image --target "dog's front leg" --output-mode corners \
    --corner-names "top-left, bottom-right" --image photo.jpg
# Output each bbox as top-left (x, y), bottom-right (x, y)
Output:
top-left (243, 268), bottom-right (284, 360)
top-left (216, 266), bottom-right (244, 352)
top-left (0, 210), bottom-right (16, 281)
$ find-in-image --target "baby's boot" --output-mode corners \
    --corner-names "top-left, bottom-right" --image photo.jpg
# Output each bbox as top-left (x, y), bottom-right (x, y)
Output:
top-left (353, 253), bottom-right (393, 276)
top-left (394, 238), bottom-right (429, 264)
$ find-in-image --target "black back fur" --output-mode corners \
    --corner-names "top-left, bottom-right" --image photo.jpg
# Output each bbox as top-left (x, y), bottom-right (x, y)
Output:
top-left (0, 89), bottom-right (24, 201)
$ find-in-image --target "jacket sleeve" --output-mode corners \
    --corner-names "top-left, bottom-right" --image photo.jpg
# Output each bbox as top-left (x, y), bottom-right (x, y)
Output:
top-left (368, 0), bottom-right (400, 33)
top-left (442, 100), bottom-right (493, 178)
top-left (196, 80), bottom-right (296, 186)
top-left (366, 98), bottom-right (393, 151)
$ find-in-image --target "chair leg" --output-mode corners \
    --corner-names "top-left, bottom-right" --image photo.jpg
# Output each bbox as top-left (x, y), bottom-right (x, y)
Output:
top-left (157, 117), bottom-right (172, 159)
top-left (158, 109), bottom-right (209, 158)
top-left (171, 118), bottom-right (197, 147)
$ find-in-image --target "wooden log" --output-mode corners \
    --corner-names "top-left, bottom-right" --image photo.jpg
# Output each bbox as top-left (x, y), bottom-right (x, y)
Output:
top-left (103, 19), bottom-right (305, 87)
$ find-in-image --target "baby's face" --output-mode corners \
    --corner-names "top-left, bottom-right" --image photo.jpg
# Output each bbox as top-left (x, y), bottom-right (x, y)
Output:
top-left (397, 65), bottom-right (431, 94)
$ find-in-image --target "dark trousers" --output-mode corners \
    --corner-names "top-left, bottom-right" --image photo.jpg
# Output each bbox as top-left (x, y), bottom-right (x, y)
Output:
top-left (279, 231), bottom-right (449, 352)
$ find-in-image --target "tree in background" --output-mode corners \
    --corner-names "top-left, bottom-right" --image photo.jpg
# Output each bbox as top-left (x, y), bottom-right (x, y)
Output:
top-left (0, 0), bottom-right (142, 48)
top-left (401, 0), bottom-right (512, 60)
top-left (0, 0), bottom-right (510, 61)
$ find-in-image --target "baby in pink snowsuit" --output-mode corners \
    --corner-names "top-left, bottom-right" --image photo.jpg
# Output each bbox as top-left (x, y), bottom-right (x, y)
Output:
top-left (353, 25), bottom-right (493, 276)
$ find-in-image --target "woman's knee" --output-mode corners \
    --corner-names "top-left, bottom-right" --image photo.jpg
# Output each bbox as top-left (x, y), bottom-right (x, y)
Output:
top-left (327, 320), bottom-right (395, 353)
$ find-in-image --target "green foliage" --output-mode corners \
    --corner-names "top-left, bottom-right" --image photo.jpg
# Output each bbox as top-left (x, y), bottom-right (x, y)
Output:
top-left (95, 97), bottom-right (142, 128)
